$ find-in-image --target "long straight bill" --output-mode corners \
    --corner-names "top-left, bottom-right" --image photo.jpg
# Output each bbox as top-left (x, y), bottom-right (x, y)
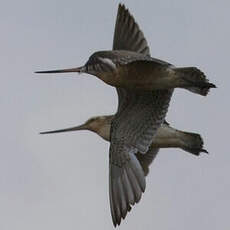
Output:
top-left (40, 124), bottom-right (87, 134)
top-left (35, 66), bottom-right (84, 74)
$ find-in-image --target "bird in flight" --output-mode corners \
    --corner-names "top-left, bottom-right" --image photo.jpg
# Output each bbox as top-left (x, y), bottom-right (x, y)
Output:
top-left (40, 115), bottom-right (208, 176)
top-left (36, 4), bottom-right (215, 226)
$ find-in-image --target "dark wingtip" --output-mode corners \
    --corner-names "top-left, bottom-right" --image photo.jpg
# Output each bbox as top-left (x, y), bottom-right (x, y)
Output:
top-left (118, 3), bottom-right (128, 15)
top-left (119, 2), bottom-right (125, 8)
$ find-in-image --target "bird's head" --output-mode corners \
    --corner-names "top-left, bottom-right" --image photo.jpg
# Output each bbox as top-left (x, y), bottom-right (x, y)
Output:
top-left (83, 115), bottom-right (114, 140)
top-left (40, 115), bottom-right (114, 141)
top-left (35, 50), bottom-right (117, 77)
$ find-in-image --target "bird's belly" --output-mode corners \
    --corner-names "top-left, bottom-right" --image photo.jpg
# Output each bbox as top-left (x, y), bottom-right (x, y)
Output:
top-left (116, 64), bottom-right (176, 90)
top-left (151, 125), bottom-right (183, 148)
top-left (151, 137), bottom-right (182, 148)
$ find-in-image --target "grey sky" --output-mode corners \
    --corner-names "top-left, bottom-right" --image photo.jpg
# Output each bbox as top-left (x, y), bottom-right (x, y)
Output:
top-left (1, 0), bottom-right (229, 229)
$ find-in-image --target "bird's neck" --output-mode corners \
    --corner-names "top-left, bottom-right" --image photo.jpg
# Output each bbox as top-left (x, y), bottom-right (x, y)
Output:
top-left (95, 125), bottom-right (111, 142)
top-left (95, 71), bottom-right (122, 88)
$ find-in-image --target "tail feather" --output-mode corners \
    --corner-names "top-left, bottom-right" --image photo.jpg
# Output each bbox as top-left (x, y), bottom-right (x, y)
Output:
top-left (174, 67), bottom-right (216, 96)
top-left (180, 131), bottom-right (208, 156)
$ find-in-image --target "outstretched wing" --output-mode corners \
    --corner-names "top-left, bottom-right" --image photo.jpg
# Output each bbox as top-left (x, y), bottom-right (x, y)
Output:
top-left (109, 89), bottom-right (172, 226)
top-left (109, 4), bottom-right (174, 226)
top-left (113, 4), bottom-right (150, 56)
top-left (113, 89), bottom-right (172, 153)
top-left (136, 148), bottom-right (160, 176)
top-left (109, 139), bottom-right (145, 226)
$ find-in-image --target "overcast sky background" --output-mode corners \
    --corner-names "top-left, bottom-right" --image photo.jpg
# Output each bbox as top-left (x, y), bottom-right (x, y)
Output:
top-left (1, 0), bottom-right (229, 229)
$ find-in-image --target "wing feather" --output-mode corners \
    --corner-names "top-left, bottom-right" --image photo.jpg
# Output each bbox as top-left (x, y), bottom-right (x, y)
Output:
top-left (109, 4), bottom-right (173, 226)
top-left (114, 89), bottom-right (173, 153)
top-left (109, 89), bottom-right (172, 226)
top-left (109, 142), bottom-right (145, 226)
top-left (136, 148), bottom-right (160, 176)
top-left (113, 4), bottom-right (150, 56)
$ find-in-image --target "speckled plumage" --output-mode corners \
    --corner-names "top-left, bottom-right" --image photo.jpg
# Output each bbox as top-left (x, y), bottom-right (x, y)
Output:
top-left (40, 115), bottom-right (207, 175)
top-left (108, 5), bottom-right (173, 226)
top-left (36, 3), bottom-right (215, 227)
